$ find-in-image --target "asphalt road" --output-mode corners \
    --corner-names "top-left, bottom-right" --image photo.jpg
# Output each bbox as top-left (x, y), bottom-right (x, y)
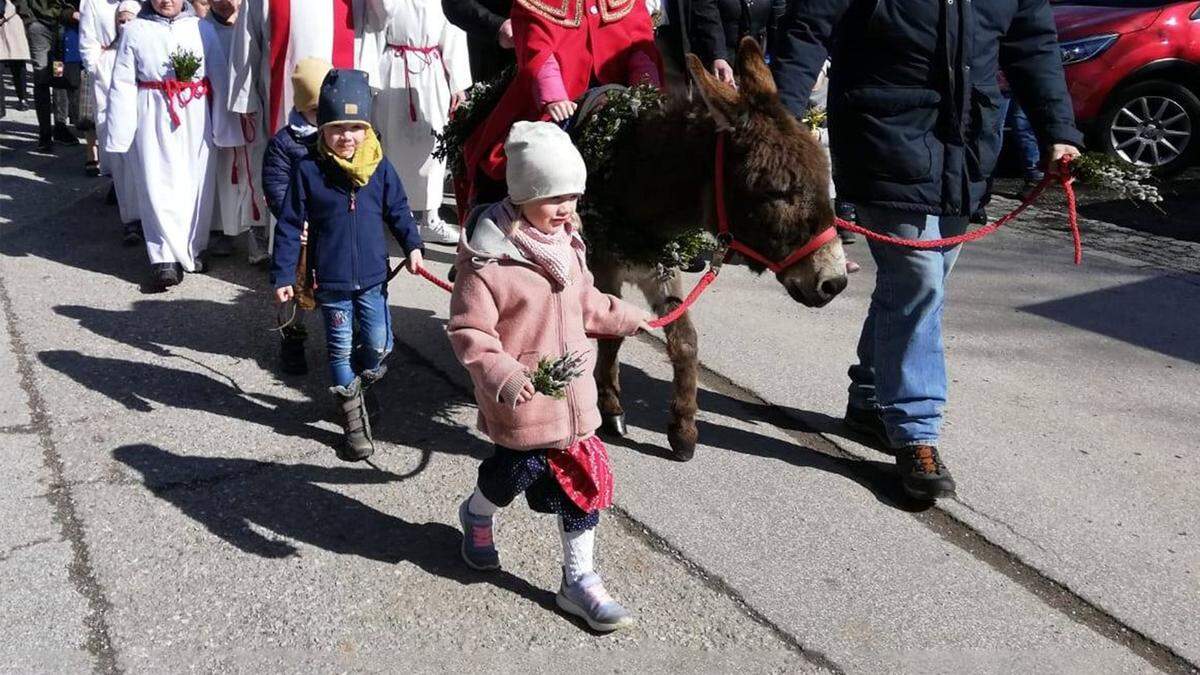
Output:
top-left (2, 101), bottom-right (1198, 674)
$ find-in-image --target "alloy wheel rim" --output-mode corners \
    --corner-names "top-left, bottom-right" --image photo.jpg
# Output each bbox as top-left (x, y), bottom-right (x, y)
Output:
top-left (1109, 95), bottom-right (1192, 167)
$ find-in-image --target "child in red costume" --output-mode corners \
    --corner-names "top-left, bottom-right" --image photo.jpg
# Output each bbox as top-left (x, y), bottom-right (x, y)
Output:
top-left (460, 0), bottom-right (662, 206)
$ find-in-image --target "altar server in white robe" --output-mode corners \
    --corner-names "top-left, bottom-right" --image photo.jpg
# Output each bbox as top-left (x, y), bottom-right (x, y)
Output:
top-left (83, 0), bottom-right (142, 236)
top-left (105, 0), bottom-right (243, 289)
top-left (203, 0), bottom-right (269, 259)
top-left (376, 0), bottom-right (470, 244)
top-left (226, 0), bottom-right (387, 259)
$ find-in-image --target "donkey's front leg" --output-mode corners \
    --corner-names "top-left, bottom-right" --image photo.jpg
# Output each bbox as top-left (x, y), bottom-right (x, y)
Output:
top-left (592, 259), bottom-right (628, 437)
top-left (639, 273), bottom-right (700, 461)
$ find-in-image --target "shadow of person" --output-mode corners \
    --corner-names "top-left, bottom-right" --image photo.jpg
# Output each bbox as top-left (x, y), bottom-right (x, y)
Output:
top-left (606, 363), bottom-right (933, 512)
top-left (112, 444), bottom-right (558, 610)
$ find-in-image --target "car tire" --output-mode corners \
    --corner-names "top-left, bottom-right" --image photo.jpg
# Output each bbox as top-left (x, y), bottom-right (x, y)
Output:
top-left (1094, 79), bottom-right (1200, 177)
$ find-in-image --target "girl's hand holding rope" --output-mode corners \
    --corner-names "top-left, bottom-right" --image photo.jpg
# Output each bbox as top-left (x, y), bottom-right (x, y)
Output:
top-left (275, 286), bottom-right (294, 304)
top-left (406, 249), bottom-right (425, 275)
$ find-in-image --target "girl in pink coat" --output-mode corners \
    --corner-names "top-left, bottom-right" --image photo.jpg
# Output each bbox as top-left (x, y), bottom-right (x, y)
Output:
top-left (447, 121), bottom-right (653, 632)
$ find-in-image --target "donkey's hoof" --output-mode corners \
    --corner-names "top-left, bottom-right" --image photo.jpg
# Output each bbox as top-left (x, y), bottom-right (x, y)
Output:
top-left (668, 426), bottom-right (697, 462)
top-left (599, 413), bottom-right (627, 437)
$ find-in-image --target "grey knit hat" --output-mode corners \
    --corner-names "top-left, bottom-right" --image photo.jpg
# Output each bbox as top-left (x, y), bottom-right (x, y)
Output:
top-left (504, 122), bottom-right (587, 204)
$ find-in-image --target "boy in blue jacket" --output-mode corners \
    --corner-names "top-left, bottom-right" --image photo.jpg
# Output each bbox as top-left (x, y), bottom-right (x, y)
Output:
top-left (271, 68), bottom-right (425, 462)
top-left (262, 58), bottom-right (331, 377)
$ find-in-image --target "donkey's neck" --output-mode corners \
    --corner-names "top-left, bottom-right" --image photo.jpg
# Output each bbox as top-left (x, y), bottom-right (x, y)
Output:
top-left (613, 101), bottom-right (718, 238)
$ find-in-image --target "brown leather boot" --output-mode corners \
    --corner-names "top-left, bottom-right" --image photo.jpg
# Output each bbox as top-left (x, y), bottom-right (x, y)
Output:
top-left (331, 379), bottom-right (374, 462)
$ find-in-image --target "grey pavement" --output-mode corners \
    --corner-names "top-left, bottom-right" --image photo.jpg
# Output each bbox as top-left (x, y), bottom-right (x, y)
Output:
top-left (2, 101), bottom-right (1198, 674)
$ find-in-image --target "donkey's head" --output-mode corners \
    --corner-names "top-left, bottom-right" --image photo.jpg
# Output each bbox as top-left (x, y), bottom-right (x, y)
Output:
top-left (687, 39), bottom-right (847, 307)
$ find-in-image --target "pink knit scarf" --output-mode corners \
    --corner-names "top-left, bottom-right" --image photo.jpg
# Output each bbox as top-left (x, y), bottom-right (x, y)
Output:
top-left (510, 222), bottom-right (578, 288)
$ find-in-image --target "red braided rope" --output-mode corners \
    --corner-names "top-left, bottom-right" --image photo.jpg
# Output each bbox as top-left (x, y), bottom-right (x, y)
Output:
top-left (834, 158), bottom-right (1082, 265)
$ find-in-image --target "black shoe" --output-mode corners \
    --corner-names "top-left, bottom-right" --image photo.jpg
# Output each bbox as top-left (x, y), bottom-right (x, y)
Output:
top-left (122, 221), bottom-right (144, 245)
top-left (14, 100), bottom-right (27, 112)
top-left (970, 208), bottom-right (988, 225)
top-left (835, 201), bottom-right (857, 244)
top-left (85, 161), bottom-right (100, 177)
top-left (896, 445), bottom-right (956, 500)
top-left (279, 335), bottom-right (308, 376)
top-left (36, 138), bottom-right (54, 153)
top-left (53, 124), bottom-right (81, 145)
top-left (151, 263), bottom-right (181, 288)
top-left (208, 233), bottom-right (235, 257)
top-left (192, 252), bottom-right (209, 274)
top-left (844, 405), bottom-right (891, 451)
top-left (105, 184), bottom-right (118, 205)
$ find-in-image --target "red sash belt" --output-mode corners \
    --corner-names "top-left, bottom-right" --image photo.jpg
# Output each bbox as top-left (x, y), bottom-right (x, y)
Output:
top-left (138, 77), bottom-right (211, 127)
top-left (390, 44), bottom-right (448, 122)
top-left (547, 435), bottom-right (613, 513)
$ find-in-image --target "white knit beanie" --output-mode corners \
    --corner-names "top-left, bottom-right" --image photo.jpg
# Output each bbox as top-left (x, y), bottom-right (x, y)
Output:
top-left (505, 121), bottom-right (587, 204)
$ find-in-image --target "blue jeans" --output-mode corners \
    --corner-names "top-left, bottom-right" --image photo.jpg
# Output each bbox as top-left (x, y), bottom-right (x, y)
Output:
top-left (847, 207), bottom-right (968, 447)
top-left (999, 95), bottom-right (1042, 179)
top-left (316, 284), bottom-right (393, 388)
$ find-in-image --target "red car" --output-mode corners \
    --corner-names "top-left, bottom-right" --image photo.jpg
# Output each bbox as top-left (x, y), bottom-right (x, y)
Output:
top-left (1053, 0), bottom-right (1200, 174)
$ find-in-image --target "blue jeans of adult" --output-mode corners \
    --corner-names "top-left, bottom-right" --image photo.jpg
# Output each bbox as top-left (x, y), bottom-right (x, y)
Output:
top-left (316, 283), bottom-right (393, 388)
top-left (847, 207), bottom-right (968, 447)
top-left (999, 95), bottom-right (1042, 179)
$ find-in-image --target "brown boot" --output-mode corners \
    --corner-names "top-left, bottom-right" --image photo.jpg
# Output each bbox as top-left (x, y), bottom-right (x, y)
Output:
top-left (331, 378), bottom-right (374, 462)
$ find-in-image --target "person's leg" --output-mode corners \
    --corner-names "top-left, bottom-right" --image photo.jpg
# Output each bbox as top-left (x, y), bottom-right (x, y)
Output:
top-left (319, 290), bottom-right (374, 460)
top-left (26, 23), bottom-right (54, 146)
top-left (10, 62), bottom-right (29, 104)
top-left (1010, 102), bottom-right (1043, 182)
top-left (853, 206), bottom-right (964, 497)
top-left (460, 445), bottom-right (546, 570)
top-left (351, 283), bottom-right (391, 381)
top-left (555, 513), bottom-right (633, 631)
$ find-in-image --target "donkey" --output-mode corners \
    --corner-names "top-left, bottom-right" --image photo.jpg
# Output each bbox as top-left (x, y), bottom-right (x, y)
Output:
top-left (591, 39), bottom-right (849, 460)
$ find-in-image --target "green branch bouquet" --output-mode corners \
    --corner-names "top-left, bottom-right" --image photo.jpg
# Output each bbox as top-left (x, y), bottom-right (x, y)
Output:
top-left (531, 352), bottom-right (587, 400)
top-left (168, 48), bottom-right (203, 82)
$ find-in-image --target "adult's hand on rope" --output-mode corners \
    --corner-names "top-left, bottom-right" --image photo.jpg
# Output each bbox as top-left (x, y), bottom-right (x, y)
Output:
top-left (498, 19), bottom-right (515, 49)
top-left (712, 59), bottom-right (735, 87)
top-left (545, 100), bottom-right (578, 123)
top-left (406, 249), bottom-right (425, 275)
top-left (1047, 144), bottom-right (1081, 183)
top-left (637, 311), bottom-right (659, 333)
top-left (275, 286), bottom-right (294, 304)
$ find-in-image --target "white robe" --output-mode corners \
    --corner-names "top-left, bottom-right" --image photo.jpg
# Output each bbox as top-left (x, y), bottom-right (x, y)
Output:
top-left (105, 13), bottom-right (242, 271)
top-left (376, 0), bottom-right (471, 212)
top-left (207, 15), bottom-right (268, 237)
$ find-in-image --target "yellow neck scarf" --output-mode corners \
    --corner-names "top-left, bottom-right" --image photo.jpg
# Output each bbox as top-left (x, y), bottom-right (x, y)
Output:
top-left (319, 129), bottom-right (383, 188)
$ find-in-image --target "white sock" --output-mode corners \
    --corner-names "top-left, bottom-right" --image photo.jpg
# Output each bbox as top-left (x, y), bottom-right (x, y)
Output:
top-left (559, 518), bottom-right (595, 585)
top-left (467, 488), bottom-right (499, 517)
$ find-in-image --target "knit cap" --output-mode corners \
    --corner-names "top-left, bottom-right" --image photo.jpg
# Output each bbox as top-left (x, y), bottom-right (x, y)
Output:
top-left (292, 58), bottom-right (332, 113)
top-left (504, 121), bottom-right (587, 204)
top-left (317, 69), bottom-right (373, 128)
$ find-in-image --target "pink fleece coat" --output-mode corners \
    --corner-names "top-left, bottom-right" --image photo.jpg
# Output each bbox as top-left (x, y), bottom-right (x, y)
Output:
top-left (447, 200), bottom-right (645, 451)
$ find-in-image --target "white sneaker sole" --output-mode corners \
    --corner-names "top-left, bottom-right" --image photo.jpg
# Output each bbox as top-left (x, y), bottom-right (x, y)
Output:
top-left (555, 592), bottom-right (634, 632)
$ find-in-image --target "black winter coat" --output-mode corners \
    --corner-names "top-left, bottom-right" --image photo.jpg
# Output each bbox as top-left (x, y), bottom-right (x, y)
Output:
top-left (689, 0), bottom-right (785, 65)
top-left (442, 0), bottom-right (512, 83)
top-left (261, 111), bottom-right (318, 219)
top-left (771, 0), bottom-right (1083, 216)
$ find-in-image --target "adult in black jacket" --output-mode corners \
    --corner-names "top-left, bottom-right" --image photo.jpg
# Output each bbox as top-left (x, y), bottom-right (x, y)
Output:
top-left (771, 0), bottom-right (1082, 500)
top-left (689, 0), bottom-right (785, 84)
top-left (14, 0), bottom-right (80, 150)
top-left (442, 0), bottom-right (512, 83)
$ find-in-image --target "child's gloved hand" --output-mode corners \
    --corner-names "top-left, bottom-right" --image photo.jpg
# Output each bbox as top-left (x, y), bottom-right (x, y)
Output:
top-left (544, 100), bottom-right (578, 123)
top-left (275, 286), bottom-right (294, 304)
top-left (406, 249), bottom-right (425, 274)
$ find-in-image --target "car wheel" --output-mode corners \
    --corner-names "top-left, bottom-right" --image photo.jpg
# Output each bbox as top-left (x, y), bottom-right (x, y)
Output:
top-left (1095, 79), bottom-right (1200, 177)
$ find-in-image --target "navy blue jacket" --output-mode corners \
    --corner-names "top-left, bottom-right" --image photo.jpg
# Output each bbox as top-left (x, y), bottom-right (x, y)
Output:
top-left (262, 110), bottom-right (318, 219)
top-left (270, 155), bottom-right (424, 291)
top-left (771, 0), bottom-right (1084, 216)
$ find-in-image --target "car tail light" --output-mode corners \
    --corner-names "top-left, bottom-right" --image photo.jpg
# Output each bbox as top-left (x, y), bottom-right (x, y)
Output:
top-left (1059, 34), bottom-right (1119, 65)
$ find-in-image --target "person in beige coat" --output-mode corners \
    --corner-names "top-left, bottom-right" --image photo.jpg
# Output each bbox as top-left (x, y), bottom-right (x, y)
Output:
top-left (0, 0), bottom-right (31, 116)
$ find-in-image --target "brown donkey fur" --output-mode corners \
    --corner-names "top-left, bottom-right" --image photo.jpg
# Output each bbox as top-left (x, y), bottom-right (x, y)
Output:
top-left (591, 38), bottom-right (847, 460)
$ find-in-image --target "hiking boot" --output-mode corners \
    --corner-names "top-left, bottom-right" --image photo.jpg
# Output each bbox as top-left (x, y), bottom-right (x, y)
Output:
top-left (151, 263), bottom-right (181, 288)
top-left (208, 233), bottom-right (235, 257)
top-left (122, 220), bottom-right (144, 245)
top-left (279, 334), bottom-right (308, 376)
top-left (419, 216), bottom-right (461, 245)
top-left (331, 378), bottom-right (374, 462)
top-left (556, 571), bottom-right (634, 632)
top-left (360, 364), bottom-right (387, 419)
top-left (844, 405), bottom-right (891, 451)
top-left (1019, 171), bottom-right (1046, 201)
top-left (458, 498), bottom-right (500, 571)
top-left (897, 444), bottom-right (956, 500)
top-left (53, 124), bottom-right (81, 145)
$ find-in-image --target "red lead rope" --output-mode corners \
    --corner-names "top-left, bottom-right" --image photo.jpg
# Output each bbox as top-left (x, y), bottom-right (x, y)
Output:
top-left (833, 156), bottom-right (1082, 265)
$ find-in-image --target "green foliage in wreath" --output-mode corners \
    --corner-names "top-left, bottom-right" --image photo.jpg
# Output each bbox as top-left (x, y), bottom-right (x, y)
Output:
top-left (434, 75), bottom-right (714, 270)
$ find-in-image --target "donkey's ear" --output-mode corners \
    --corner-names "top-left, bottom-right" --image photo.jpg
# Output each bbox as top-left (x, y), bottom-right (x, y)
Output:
top-left (736, 37), bottom-right (777, 98)
top-left (686, 52), bottom-right (740, 131)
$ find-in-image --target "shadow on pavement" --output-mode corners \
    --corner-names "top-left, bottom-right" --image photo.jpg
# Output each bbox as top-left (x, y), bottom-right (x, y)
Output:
top-left (607, 364), bottom-right (932, 513)
top-left (1021, 276), bottom-right (1200, 364)
top-left (112, 444), bottom-right (559, 611)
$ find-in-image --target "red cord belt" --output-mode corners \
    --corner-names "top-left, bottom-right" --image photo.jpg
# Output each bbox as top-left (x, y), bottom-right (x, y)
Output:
top-left (138, 77), bottom-right (211, 127)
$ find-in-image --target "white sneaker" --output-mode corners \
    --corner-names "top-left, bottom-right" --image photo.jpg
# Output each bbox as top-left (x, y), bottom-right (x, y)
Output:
top-left (420, 217), bottom-right (461, 245)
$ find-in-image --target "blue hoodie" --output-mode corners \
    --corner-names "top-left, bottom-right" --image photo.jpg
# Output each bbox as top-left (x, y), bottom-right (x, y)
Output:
top-left (262, 108), bottom-right (319, 219)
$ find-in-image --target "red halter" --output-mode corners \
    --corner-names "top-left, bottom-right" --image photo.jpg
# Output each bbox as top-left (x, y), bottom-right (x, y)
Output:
top-left (714, 133), bottom-right (839, 274)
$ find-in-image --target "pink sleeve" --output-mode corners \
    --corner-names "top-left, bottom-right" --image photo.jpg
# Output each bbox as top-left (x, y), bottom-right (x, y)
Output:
top-left (534, 55), bottom-right (570, 108)
top-left (579, 264), bottom-right (645, 337)
top-left (447, 267), bottom-right (527, 402)
top-left (627, 50), bottom-right (661, 89)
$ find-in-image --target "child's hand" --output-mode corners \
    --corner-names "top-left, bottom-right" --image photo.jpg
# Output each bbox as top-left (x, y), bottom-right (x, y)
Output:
top-left (545, 100), bottom-right (578, 123)
top-left (515, 379), bottom-right (536, 405)
top-left (450, 90), bottom-right (467, 114)
top-left (275, 286), bottom-right (294, 304)
top-left (300, 222), bottom-right (309, 245)
top-left (406, 249), bottom-right (425, 274)
top-left (498, 19), bottom-right (515, 49)
top-left (712, 59), bottom-right (735, 87)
